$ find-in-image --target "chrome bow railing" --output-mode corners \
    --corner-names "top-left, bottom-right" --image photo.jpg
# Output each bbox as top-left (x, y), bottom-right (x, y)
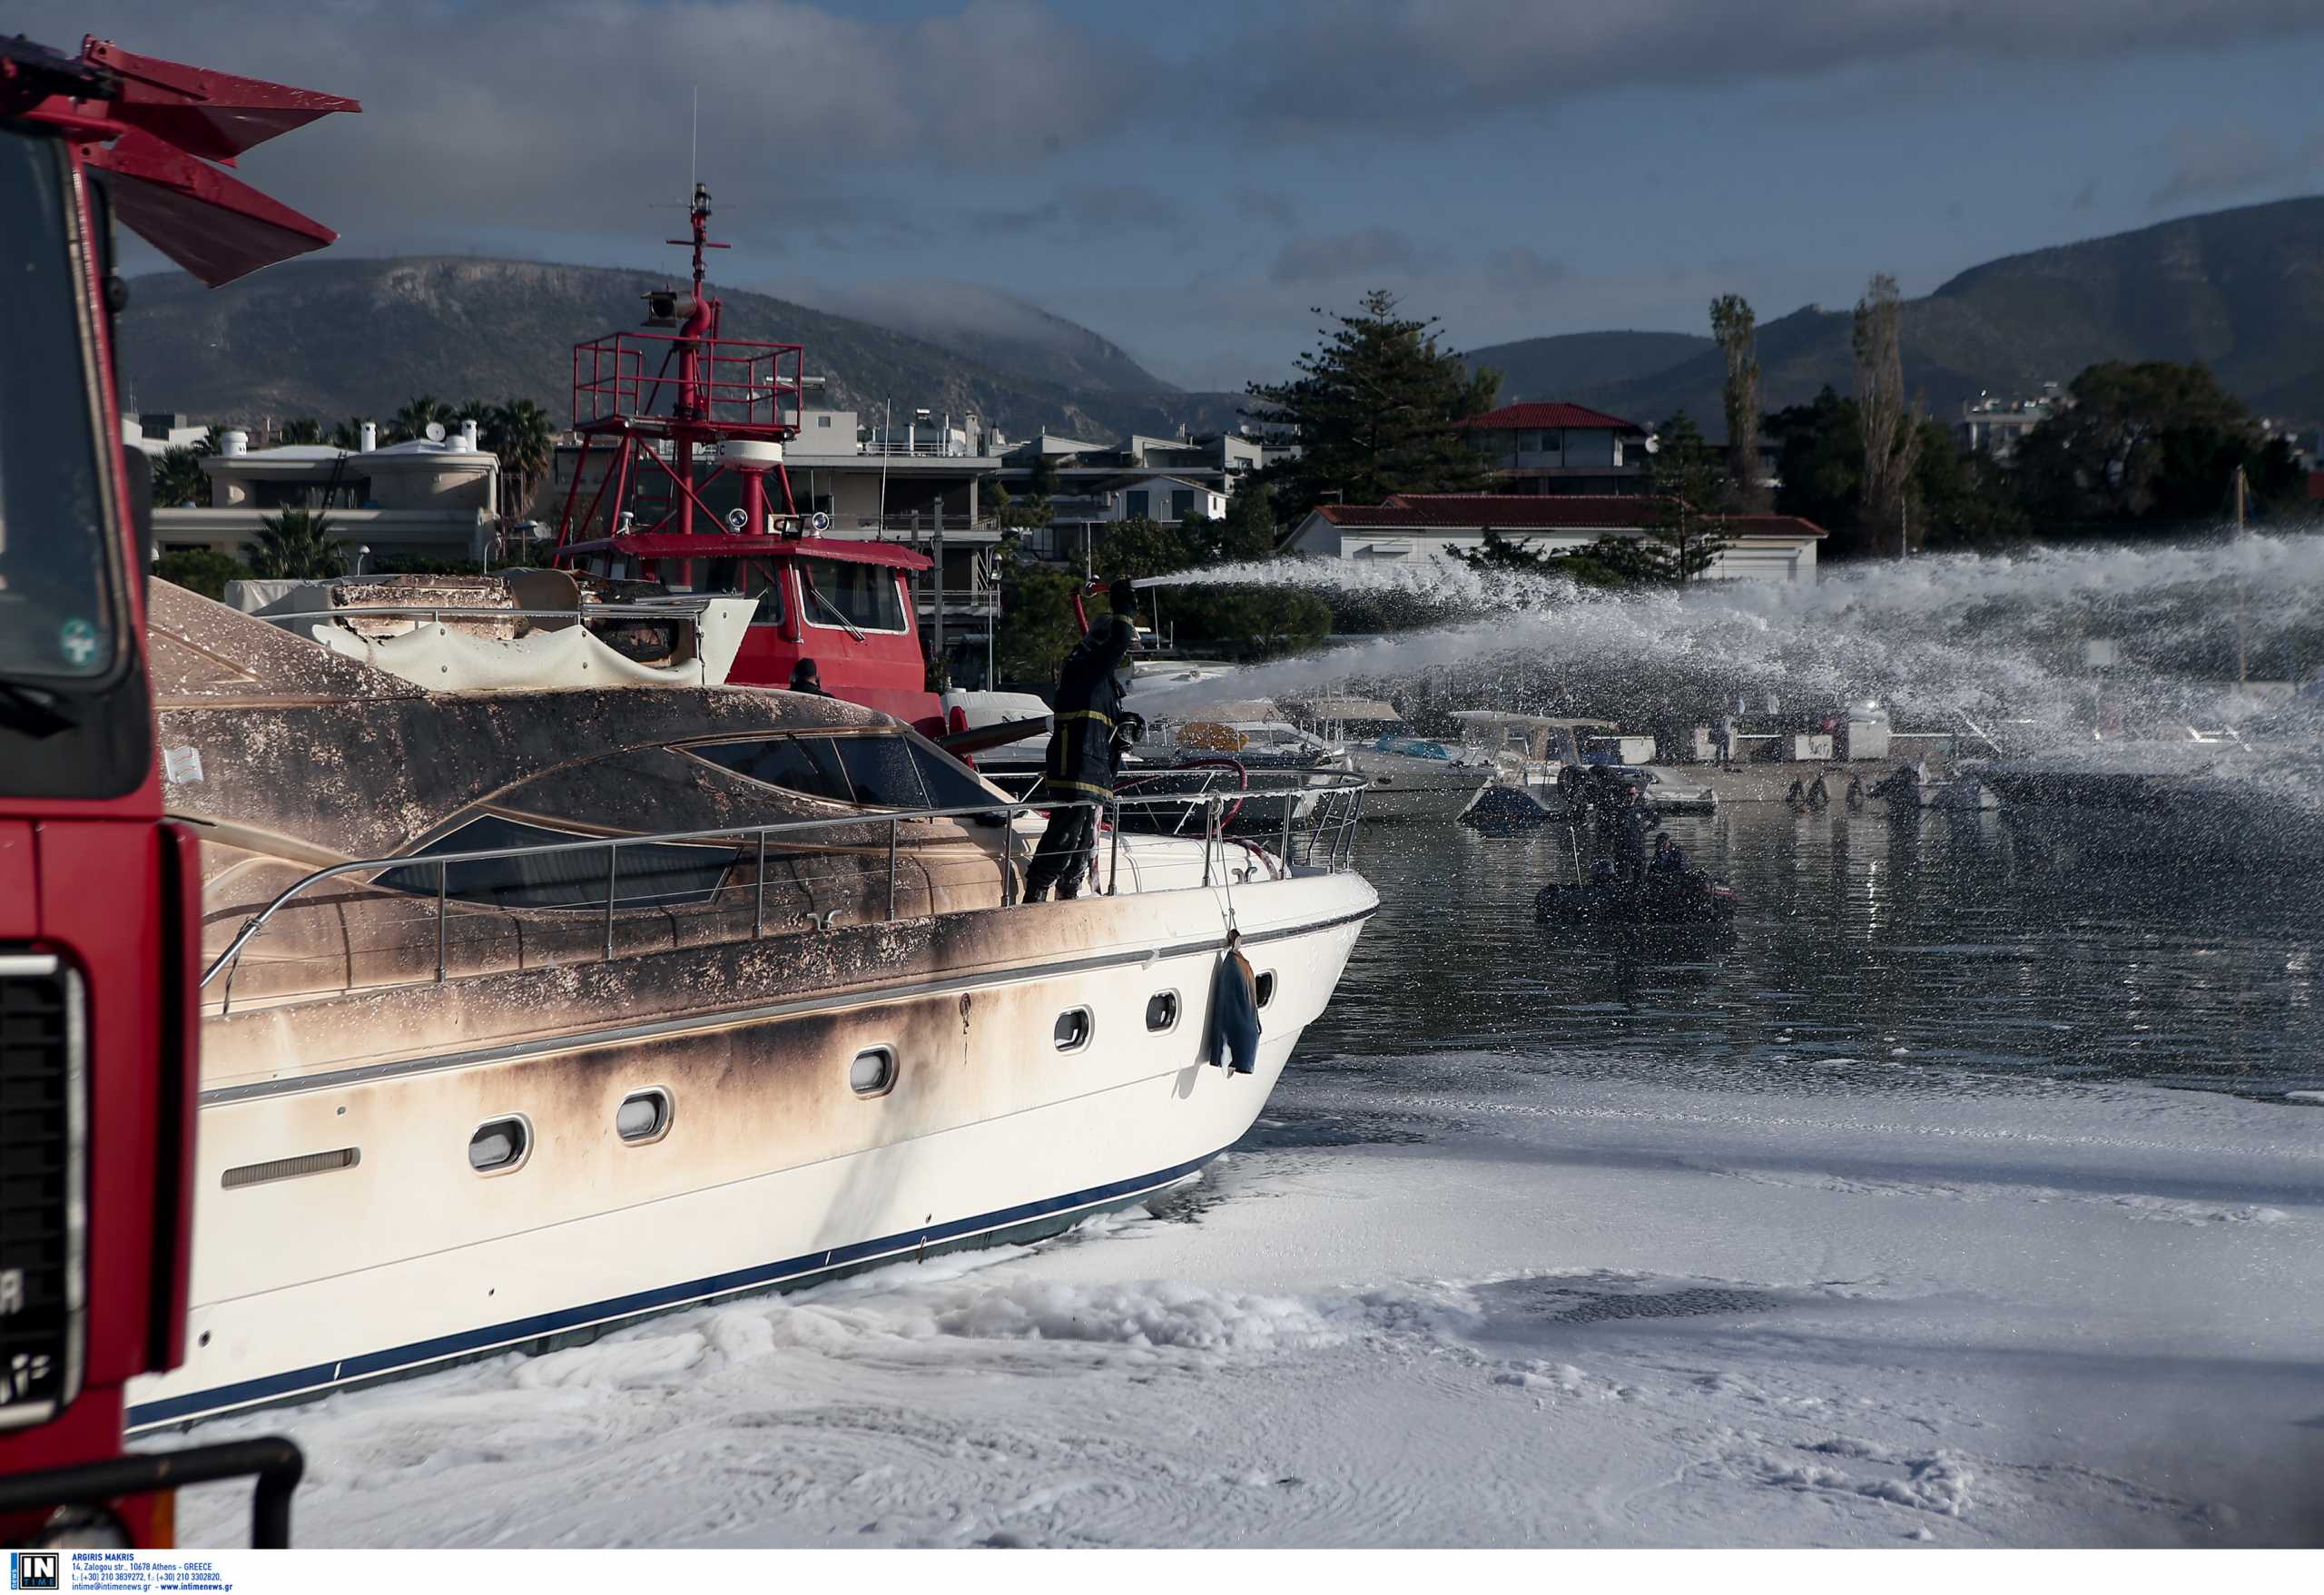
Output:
top-left (198, 775), bottom-right (1368, 1013)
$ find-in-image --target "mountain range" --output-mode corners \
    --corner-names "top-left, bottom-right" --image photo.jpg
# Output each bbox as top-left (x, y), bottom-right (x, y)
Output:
top-left (1465, 195), bottom-right (2324, 437)
top-left (119, 195), bottom-right (2324, 450)
top-left (117, 258), bottom-right (1235, 446)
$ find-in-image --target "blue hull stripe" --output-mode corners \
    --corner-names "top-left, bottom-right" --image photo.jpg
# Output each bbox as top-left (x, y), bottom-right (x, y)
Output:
top-left (126, 1147), bottom-right (1226, 1432)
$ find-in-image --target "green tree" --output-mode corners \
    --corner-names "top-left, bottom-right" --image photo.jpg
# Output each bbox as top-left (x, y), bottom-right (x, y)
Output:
top-left (326, 417), bottom-right (369, 451)
top-left (1211, 482), bottom-right (1279, 564)
top-left (243, 508), bottom-right (347, 579)
top-left (1245, 290), bottom-right (1499, 520)
top-left (1709, 293), bottom-right (1769, 512)
top-left (389, 394), bottom-right (452, 443)
top-left (1639, 411), bottom-right (1729, 583)
top-left (988, 481), bottom-right (1054, 532)
top-left (1910, 418), bottom-right (2029, 551)
top-left (1851, 272), bottom-right (1921, 555)
top-left (1766, 387), bottom-right (1863, 547)
top-left (153, 548), bottom-right (251, 600)
top-left (152, 444), bottom-right (211, 508)
top-left (1097, 516), bottom-right (1198, 581)
top-left (276, 418), bottom-right (325, 446)
top-left (1027, 450), bottom-right (1061, 499)
top-left (1167, 586), bottom-right (1332, 660)
top-left (991, 538), bottom-right (1083, 684)
top-left (2016, 360), bottom-right (2300, 525)
top-left (488, 398), bottom-right (556, 517)
top-left (1443, 527), bottom-right (1635, 590)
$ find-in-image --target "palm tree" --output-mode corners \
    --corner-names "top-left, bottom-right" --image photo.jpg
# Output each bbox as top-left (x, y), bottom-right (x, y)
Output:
top-left (277, 418), bottom-right (325, 446)
top-left (243, 508), bottom-right (347, 579)
top-left (491, 397), bottom-right (555, 518)
top-left (152, 444), bottom-right (210, 508)
top-left (327, 417), bottom-right (369, 451)
top-left (389, 394), bottom-right (451, 444)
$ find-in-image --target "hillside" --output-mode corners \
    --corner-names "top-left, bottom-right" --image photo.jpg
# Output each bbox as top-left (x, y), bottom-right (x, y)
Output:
top-left (1471, 196), bottom-right (2324, 437)
top-left (116, 257), bottom-right (1211, 445)
top-left (1462, 330), bottom-right (1713, 409)
top-left (776, 279), bottom-right (1174, 398)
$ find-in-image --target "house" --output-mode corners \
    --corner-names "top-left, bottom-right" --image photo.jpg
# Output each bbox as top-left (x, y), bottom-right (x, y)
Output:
top-left (999, 431), bottom-right (1265, 570)
top-left (122, 411), bottom-right (210, 458)
top-left (153, 421), bottom-right (502, 566)
top-left (1957, 385), bottom-right (2061, 461)
top-left (1458, 402), bottom-right (1652, 495)
top-left (1284, 493), bottom-right (1826, 582)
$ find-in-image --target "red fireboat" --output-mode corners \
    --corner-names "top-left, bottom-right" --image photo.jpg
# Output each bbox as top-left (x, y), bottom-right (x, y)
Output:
top-left (549, 187), bottom-right (943, 734)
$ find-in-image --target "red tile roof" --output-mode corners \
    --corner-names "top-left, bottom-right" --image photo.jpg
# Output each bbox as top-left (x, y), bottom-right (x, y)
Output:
top-left (1315, 493), bottom-right (1827, 538)
top-left (1458, 402), bottom-right (1642, 432)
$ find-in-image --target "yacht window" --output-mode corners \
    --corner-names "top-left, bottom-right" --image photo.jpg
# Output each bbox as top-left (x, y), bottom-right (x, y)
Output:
top-left (615, 1088), bottom-right (672, 1145)
top-left (1255, 971), bottom-right (1276, 1008)
top-left (910, 742), bottom-right (1000, 812)
top-left (1053, 1009), bottom-right (1093, 1051)
top-left (832, 735), bottom-right (927, 808)
top-left (377, 814), bottom-right (739, 910)
top-left (468, 1117), bottom-right (530, 1173)
top-left (850, 1046), bottom-right (897, 1098)
top-left (692, 736), bottom-right (852, 803)
top-left (1145, 991), bottom-right (1179, 1032)
top-left (799, 557), bottom-right (907, 634)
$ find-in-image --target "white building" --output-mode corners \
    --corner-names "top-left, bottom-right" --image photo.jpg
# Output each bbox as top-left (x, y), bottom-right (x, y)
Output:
top-left (122, 411), bottom-right (211, 458)
top-left (1285, 494), bottom-right (1827, 582)
top-left (153, 421), bottom-right (502, 566)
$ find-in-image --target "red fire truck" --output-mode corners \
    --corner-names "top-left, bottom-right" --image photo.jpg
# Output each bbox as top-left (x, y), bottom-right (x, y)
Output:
top-left (0, 35), bottom-right (353, 1550)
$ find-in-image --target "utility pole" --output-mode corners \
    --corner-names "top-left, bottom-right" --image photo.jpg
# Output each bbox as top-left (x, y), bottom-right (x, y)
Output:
top-left (932, 495), bottom-right (946, 677)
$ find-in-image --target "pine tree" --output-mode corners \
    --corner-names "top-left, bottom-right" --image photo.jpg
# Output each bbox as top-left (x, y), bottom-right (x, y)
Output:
top-left (1246, 290), bottom-right (1499, 520)
top-left (1638, 411), bottom-right (1729, 584)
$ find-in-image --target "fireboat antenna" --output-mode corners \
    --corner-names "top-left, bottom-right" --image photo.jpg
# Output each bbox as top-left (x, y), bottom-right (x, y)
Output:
top-left (689, 85), bottom-right (698, 198)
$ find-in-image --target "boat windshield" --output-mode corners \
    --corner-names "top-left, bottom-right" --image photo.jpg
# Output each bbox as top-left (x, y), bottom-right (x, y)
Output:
top-left (799, 557), bottom-right (907, 635)
top-left (0, 132), bottom-right (115, 683)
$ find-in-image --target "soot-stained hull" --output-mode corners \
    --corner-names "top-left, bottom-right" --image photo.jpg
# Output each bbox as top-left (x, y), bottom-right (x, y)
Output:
top-left (129, 585), bottom-right (1379, 1428)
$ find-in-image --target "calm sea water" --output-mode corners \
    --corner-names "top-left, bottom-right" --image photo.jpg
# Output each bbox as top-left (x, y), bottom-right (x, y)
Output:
top-left (1303, 806), bottom-right (2324, 1104)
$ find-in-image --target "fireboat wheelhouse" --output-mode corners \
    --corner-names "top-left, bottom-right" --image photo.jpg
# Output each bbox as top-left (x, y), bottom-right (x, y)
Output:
top-left (548, 185), bottom-right (941, 732)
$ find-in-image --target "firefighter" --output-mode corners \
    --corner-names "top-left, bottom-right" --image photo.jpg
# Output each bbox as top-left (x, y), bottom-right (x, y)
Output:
top-left (1024, 578), bottom-right (1139, 901)
top-left (789, 657), bottom-right (831, 696)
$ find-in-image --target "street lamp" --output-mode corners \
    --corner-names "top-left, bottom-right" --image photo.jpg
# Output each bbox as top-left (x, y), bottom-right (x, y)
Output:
top-left (354, 544), bottom-right (371, 576)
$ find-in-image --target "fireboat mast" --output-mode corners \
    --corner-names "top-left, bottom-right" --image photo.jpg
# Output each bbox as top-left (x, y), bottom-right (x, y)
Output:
top-left (551, 181), bottom-right (806, 574)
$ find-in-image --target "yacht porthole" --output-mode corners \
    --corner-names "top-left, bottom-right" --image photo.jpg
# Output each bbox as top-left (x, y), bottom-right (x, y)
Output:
top-left (1053, 1008), bottom-right (1094, 1052)
top-left (1145, 991), bottom-right (1179, 1033)
top-left (850, 1046), bottom-right (898, 1098)
top-left (615, 1088), bottom-right (674, 1146)
top-left (468, 1115), bottom-right (532, 1175)
top-left (1255, 971), bottom-right (1277, 1009)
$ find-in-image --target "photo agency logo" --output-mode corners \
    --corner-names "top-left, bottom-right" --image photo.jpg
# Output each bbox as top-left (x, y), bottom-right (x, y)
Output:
top-left (9, 1551), bottom-right (61, 1591)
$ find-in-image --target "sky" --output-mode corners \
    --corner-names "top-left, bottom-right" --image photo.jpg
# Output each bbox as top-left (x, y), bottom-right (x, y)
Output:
top-left (38, 0), bottom-right (2324, 392)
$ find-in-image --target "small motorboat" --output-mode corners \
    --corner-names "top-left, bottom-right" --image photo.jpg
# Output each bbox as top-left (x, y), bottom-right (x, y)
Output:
top-left (1534, 864), bottom-right (1738, 927)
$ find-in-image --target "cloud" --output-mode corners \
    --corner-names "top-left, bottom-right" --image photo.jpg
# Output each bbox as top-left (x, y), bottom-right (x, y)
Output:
top-left (1226, 1), bottom-right (2324, 131)
top-left (967, 184), bottom-right (1190, 241)
top-left (1482, 245), bottom-right (1572, 293)
top-left (16, 0), bottom-right (1145, 253)
top-left (2148, 126), bottom-right (2324, 209)
top-left (1232, 187), bottom-right (1300, 228)
top-left (1268, 227), bottom-right (1430, 284)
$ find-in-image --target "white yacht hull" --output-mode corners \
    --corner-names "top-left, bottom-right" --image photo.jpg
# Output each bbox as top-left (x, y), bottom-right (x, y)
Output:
top-left (1346, 749), bottom-right (1490, 823)
top-left (127, 871), bottom-right (1374, 1432)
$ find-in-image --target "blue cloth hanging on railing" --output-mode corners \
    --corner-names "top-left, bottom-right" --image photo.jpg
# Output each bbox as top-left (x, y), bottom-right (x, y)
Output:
top-left (1206, 934), bottom-right (1262, 1074)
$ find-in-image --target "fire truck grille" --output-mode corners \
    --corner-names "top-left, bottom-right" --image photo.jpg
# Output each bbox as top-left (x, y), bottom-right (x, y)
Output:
top-left (0, 958), bottom-right (79, 1427)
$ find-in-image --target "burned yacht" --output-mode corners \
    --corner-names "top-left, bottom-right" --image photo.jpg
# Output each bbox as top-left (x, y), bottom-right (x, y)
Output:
top-left (124, 585), bottom-right (1375, 1430)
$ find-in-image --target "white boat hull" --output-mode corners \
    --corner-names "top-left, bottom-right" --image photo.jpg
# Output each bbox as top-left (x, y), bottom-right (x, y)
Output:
top-left (127, 871), bottom-right (1374, 1431)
